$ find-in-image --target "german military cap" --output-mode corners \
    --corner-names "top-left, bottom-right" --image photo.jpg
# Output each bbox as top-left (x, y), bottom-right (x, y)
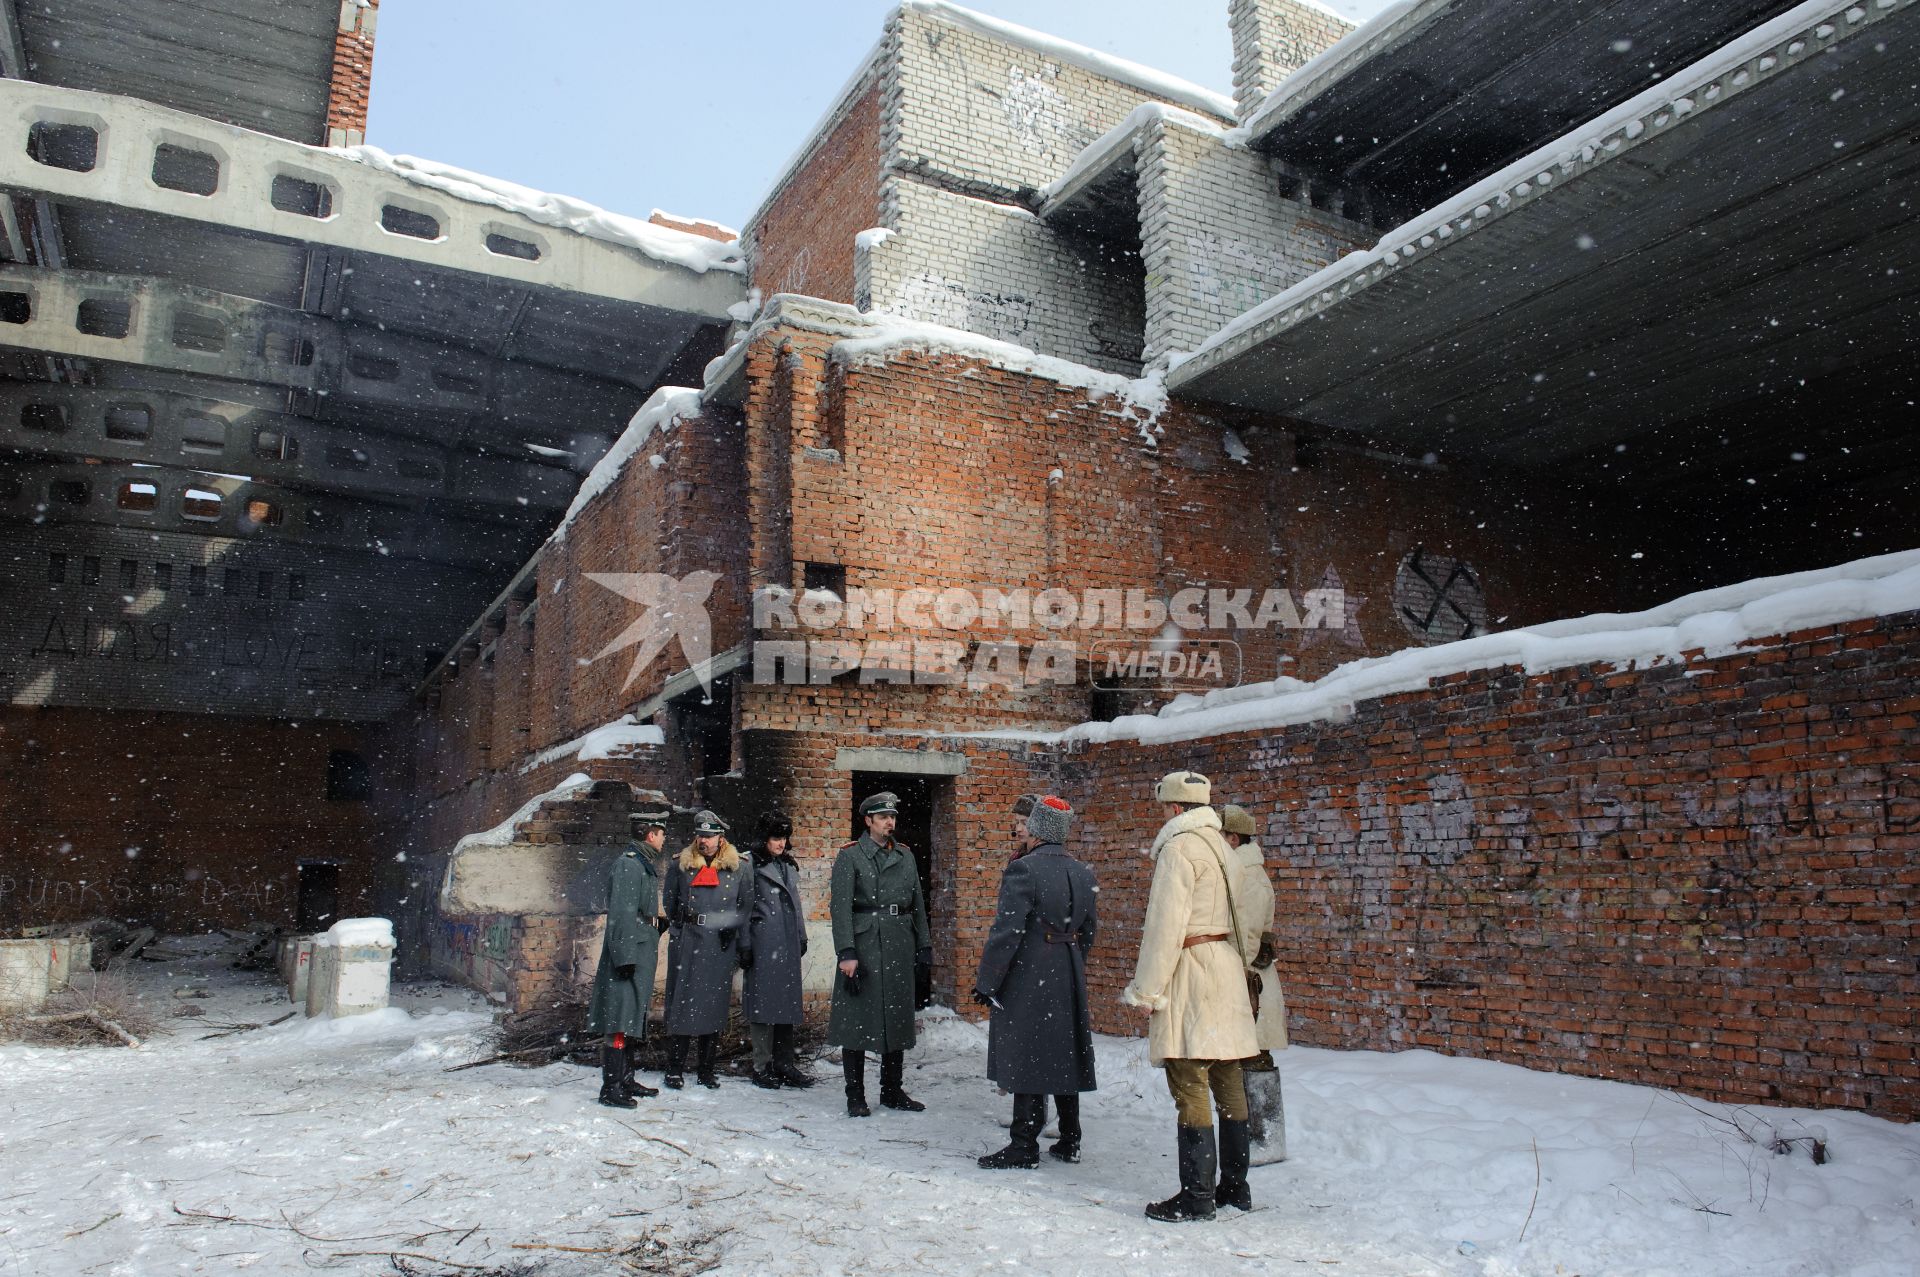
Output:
top-left (858, 791), bottom-right (901, 817)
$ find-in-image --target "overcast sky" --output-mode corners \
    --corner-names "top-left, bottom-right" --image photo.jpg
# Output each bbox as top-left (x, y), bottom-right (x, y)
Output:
top-left (365, 0), bottom-right (1397, 232)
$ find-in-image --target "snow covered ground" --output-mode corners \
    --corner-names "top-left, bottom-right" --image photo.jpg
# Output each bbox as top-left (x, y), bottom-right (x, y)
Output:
top-left (2, 942), bottom-right (1914, 1276)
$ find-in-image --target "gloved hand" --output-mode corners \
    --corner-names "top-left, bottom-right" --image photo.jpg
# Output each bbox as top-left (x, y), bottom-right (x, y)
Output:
top-left (1252, 932), bottom-right (1277, 970)
top-left (971, 987), bottom-right (993, 1007)
top-left (719, 927), bottom-right (737, 949)
top-left (915, 946), bottom-right (932, 968)
top-left (738, 949), bottom-right (755, 971)
top-left (615, 964), bottom-right (637, 981)
top-left (842, 961), bottom-right (863, 995)
top-left (653, 916), bottom-right (669, 934)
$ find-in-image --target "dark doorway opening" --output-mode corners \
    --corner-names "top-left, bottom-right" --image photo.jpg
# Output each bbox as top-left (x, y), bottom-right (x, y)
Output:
top-left (676, 673), bottom-right (735, 789)
top-left (296, 862), bottom-right (342, 932)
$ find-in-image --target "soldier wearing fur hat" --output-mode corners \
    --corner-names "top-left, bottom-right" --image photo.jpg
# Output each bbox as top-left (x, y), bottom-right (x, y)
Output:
top-left (973, 794), bottom-right (1097, 1169)
top-left (1122, 771), bottom-right (1264, 1222)
top-left (827, 790), bottom-right (932, 1117)
top-left (743, 810), bottom-right (814, 1089)
top-left (660, 809), bottom-right (752, 1089)
top-left (587, 804), bottom-right (670, 1107)
top-left (1220, 803), bottom-right (1287, 1165)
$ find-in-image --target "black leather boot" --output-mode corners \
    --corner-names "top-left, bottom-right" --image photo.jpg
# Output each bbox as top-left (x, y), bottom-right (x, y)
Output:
top-left (597, 1042), bottom-right (637, 1108)
top-left (1050, 1094), bottom-right (1082, 1163)
top-left (843, 1049), bottom-right (871, 1117)
top-left (663, 1036), bottom-right (687, 1090)
top-left (1216, 1117), bottom-right (1252, 1211)
top-left (774, 1024), bottom-right (816, 1088)
top-left (695, 1034), bottom-right (720, 1089)
top-left (623, 1041), bottom-right (658, 1100)
top-left (878, 1049), bottom-right (924, 1111)
top-left (1145, 1125), bottom-right (1218, 1222)
top-left (978, 1093), bottom-right (1043, 1169)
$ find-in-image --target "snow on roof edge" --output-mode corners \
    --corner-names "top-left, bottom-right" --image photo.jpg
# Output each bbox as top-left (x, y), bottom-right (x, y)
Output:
top-left (742, 39), bottom-right (889, 238)
top-left (339, 146), bottom-right (743, 275)
top-left (904, 0), bottom-right (1237, 120)
top-left (1180, 0), bottom-right (1854, 374)
top-left (1040, 102), bottom-right (1226, 205)
top-left (547, 387), bottom-right (705, 546)
top-left (1234, 0), bottom-right (1426, 135)
top-left (968, 548), bottom-right (1920, 750)
top-left (832, 310), bottom-right (1170, 443)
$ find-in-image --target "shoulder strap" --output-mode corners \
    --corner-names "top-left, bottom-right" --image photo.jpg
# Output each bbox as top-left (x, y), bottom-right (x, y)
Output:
top-left (1203, 834), bottom-right (1251, 960)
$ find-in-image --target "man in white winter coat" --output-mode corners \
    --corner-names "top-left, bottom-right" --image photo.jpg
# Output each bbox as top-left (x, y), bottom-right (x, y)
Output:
top-left (1122, 770), bottom-right (1264, 1222)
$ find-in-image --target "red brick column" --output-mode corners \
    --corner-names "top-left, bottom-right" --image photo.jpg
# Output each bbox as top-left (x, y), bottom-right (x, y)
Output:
top-left (326, 0), bottom-right (381, 147)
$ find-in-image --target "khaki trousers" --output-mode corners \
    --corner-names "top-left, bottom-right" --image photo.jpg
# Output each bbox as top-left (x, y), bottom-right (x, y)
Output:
top-left (1163, 1058), bottom-right (1248, 1127)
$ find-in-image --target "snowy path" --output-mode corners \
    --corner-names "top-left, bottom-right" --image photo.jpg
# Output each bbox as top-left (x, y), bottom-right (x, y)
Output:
top-left (2, 948), bottom-right (1915, 1276)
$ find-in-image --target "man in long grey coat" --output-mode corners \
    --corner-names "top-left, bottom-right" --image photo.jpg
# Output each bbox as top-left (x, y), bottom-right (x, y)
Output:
top-left (587, 806), bottom-right (668, 1107)
top-left (973, 794), bottom-right (1097, 1169)
top-left (743, 810), bottom-right (813, 1089)
top-left (827, 791), bottom-right (932, 1117)
top-left (661, 810), bottom-right (751, 1089)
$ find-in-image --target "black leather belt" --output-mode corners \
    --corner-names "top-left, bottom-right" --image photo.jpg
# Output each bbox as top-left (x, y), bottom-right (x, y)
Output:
top-left (1043, 931), bottom-right (1079, 944)
top-left (854, 902), bottom-right (906, 916)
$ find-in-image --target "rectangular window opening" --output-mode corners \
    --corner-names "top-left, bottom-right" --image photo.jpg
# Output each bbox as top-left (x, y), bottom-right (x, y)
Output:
top-left (270, 174), bottom-right (333, 219)
top-left (27, 121), bottom-right (98, 173)
top-left (75, 297), bottom-right (132, 339)
top-left (151, 143), bottom-right (220, 196)
top-left (379, 204), bottom-right (441, 240)
top-left (104, 403), bottom-right (153, 441)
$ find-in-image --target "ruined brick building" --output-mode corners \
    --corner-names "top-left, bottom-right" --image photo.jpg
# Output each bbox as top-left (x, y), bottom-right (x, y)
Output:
top-left (2, 0), bottom-right (1915, 1119)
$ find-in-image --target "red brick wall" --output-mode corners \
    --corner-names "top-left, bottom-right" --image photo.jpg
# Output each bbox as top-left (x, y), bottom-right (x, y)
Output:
top-left (405, 397), bottom-right (748, 862)
top-left (0, 706), bottom-right (386, 932)
top-left (326, 0), bottom-right (380, 145)
top-left (1048, 612), bottom-right (1920, 1120)
top-left (748, 80), bottom-right (883, 302)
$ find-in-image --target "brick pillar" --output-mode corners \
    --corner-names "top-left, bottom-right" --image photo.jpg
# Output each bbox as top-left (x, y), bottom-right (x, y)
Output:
top-left (1229, 0), bottom-right (1355, 119)
top-left (326, 0), bottom-right (381, 148)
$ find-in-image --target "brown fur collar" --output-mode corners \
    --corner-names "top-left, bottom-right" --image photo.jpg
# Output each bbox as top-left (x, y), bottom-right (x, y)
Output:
top-left (678, 840), bottom-right (740, 873)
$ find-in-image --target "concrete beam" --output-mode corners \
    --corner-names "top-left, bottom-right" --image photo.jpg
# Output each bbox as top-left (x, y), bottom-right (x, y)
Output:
top-left (0, 459), bottom-right (536, 571)
top-left (0, 265), bottom-right (638, 433)
top-left (0, 381), bottom-right (575, 511)
top-left (0, 80), bottom-right (744, 321)
top-left (832, 746), bottom-right (968, 776)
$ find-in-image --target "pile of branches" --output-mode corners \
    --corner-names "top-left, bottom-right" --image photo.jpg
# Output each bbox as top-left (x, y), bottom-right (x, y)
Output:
top-left (0, 968), bottom-right (156, 1047)
top-left (453, 1005), bottom-right (819, 1076)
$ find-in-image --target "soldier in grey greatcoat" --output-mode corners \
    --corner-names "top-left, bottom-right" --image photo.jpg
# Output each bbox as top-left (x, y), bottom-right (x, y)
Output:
top-left (827, 791), bottom-right (932, 1117)
top-left (587, 806), bottom-right (669, 1107)
top-left (660, 810), bottom-right (751, 1089)
top-left (743, 810), bottom-right (814, 1089)
top-left (974, 795), bottom-right (1098, 1169)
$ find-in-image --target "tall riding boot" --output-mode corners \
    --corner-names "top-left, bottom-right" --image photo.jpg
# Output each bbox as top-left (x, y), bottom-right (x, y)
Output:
top-left (597, 1042), bottom-right (637, 1108)
top-left (1216, 1118), bottom-right (1253, 1211)
top-left (843, 1049), bottom-right (871, 1117)
top-left (978, 1093), bottom-right (1044, 1168)
top-left (1050, 1094), bottom-right (1082, 1163)
top-left (663, 1035), bottom-right (687, 1090)
top-left (1145, 1125), bottom-right (1218, 1223)
top-left (623, 1040), bottom-right (658, 1099)
top-left (775, 1024), bottom-right (816, 1088)
top-left (695, 1034), bottom-right (720, 1089)
top-left (879, 1049), bottom-right (925, 1111)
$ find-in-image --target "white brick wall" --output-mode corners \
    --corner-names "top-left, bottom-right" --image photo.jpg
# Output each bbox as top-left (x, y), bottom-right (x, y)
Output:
top-left (860, 180), bottom-right (1144, 374)
top-left (1137, 115), bottom-right (1372, 367)
top-left (1230, 0), bottom-right (1355, 117)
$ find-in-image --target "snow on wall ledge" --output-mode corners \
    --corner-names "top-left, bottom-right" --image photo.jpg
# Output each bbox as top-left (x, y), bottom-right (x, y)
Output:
top-left (340, 147), bottom-right (744, 275)
top-left (1049, 548), bottom-right (1920, 746)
